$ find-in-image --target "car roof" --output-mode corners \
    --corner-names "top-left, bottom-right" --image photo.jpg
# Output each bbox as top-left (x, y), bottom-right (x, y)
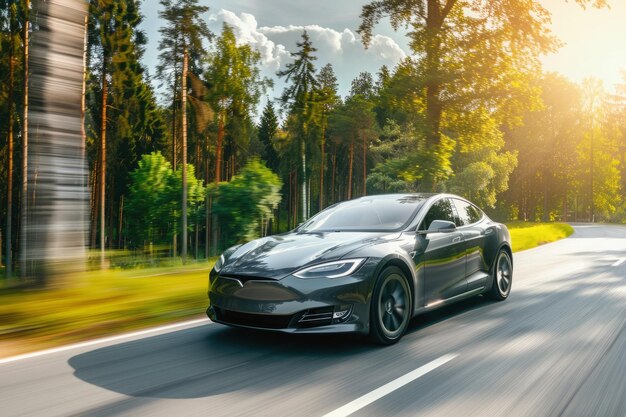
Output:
top-left (354, 193), bottom-right (438, 200)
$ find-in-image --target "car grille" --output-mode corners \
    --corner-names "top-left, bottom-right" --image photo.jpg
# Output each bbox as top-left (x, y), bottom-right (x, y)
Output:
top-left (212, 306), bottom-right (336, 330)
top-left (213, 306), bottom-right (293, 329)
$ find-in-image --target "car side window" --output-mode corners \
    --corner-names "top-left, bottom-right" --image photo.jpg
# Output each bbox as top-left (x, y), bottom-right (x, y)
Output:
top-left (453, 199), bottom-right (483, 226)
top-left (421, 198), bottom-right (455, 230)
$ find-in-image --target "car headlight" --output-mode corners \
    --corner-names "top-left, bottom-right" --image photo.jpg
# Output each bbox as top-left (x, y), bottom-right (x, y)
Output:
top-left (293, 258), bottom-right (365, 279)
top-left (213, 254), bottom-right (225, 273)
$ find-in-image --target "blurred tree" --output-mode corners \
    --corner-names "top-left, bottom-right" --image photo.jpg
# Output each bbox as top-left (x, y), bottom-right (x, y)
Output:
top-left (25, 0), bottom-right (88, 282)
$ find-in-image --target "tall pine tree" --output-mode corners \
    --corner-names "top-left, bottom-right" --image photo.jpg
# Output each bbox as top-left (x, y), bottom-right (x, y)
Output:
top-left (277, 31), bottom-right (319, 221)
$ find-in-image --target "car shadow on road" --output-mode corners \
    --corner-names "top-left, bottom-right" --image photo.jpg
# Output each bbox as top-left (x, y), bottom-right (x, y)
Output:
top-left (67, 296), bottom-right (491, 405)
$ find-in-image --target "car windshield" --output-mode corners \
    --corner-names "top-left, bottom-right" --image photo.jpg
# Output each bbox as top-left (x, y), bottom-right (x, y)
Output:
top-left (298, 195), bottom-right (427, 232)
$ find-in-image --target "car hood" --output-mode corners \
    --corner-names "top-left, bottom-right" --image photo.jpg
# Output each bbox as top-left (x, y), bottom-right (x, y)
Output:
top-left (220, 231), bottom-right (399, 279)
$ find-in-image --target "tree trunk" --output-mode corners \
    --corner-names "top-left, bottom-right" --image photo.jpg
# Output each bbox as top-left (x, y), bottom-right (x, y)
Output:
top-left (216, 111), bottom-right (224, 183)
top-left (348, 138), bottom-right (354, 200)
top-left (26, 0), bottom-right (88, 281)
top-left (331, 150), bottom-right (336, 204)
top-left (100, 58), bottom-right (107, 268)
top-left (118, 194), bottom-right (124, 249)
top-left (90, 161), bottom-right (98, 248)
top-left (301, 138), bottom-right (307, 222)
top-left (424, 0), bottom-right (444, 189)
top-left (319, 122), bottom-right (325, 211)
top-left (362, 132), bottom-right (367, 196)
top-left (181, 47), bottom-right (188, 260)
top-left (6, 18), bottom-right (15, 277)
top-left (20, 0), bottom-right (30, 277)
top-left (194, 205), bottom-right (199, 259)
top-left (171, 81), bottom-right (177, 169)
top-left (294, 169), bottom-right (299, 228)
top-left (287, 170), bottom-right (292, 230)
top-left (205, 136), bottom-right (209, 259)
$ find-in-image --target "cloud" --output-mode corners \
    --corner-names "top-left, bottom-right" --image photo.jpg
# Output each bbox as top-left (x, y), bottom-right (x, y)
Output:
top-left (216, 10), bottom-right (290, 71)
top-left (209, 9), bottom-right (409, 100)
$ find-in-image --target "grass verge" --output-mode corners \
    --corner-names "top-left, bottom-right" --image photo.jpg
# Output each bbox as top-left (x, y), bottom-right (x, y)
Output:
top-left (0, 261), bottom-right (215, 358)
top-left (507, 222), bottom-right (574, 252)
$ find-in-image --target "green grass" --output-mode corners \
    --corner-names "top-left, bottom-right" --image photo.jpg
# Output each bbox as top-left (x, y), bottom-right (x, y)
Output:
top-left (0, 260), bottom-right (216, 358)
top-left (507, 222), bottom-right (574, 252)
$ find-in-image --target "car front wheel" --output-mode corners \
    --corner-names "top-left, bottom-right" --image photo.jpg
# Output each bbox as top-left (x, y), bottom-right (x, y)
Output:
top-left (370, 266), bottom-right (411, 345)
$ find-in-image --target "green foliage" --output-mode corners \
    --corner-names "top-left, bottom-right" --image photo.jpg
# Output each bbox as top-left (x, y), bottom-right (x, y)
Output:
top-left (126, 152), bottom-right (205, 249)
top-left (126, 152), bottom-right (174, 246)
top-left (205, 23), bottom-right (269, 173)
top-left (358, 0), bottom-right (557, 188)
top-left (366, 172), bottom-right (409, 194)
top-left (350, 71), bottom-right (375, 100)
top-left (209, 159), bottom-right (282, 248)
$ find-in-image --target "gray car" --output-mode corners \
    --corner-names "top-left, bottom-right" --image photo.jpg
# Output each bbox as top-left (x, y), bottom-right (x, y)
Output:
top-left (207, 193), bottom-right (513, 344)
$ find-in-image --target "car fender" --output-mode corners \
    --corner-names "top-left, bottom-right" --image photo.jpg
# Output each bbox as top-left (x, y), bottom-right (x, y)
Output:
top-left (485, 241), bottom-right (513, 292)
top-left (345, 242), bottom-right (420, 316)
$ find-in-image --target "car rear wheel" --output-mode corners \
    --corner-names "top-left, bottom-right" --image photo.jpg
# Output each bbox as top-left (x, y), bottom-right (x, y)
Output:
top-left (370, 266), bottom-right (411, 345)
top-left (488, 249), bottom-right (513, 301)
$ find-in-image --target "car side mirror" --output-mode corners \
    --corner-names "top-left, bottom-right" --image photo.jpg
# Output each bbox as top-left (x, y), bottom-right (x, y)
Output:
top-left (418, 220), bottom-right (457, 234)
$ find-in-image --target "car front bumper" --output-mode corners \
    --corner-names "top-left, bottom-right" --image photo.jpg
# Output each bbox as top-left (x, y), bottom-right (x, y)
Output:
top-left (206, 259), bottom-right (379, 334)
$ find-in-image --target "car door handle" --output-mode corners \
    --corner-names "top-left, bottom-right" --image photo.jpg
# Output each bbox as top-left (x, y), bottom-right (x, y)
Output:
top-left (452, 236), bottom-right (462, 243)
top-left (482, 228), bottom-right (494, 236)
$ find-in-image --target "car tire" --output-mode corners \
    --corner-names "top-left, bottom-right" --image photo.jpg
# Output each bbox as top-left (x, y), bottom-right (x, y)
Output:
top-left (369, 266), bottom-right (411, 345)
top-left (488, 249), bottom-right (513, 301)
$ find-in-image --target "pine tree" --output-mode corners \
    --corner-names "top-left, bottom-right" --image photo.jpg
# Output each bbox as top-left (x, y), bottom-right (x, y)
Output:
top-left (316, 63), bottom-right (340, 210)
top-left (277, 31), bottom-right (319, 221)
top-left (258, 101), bottom-right (279, 172)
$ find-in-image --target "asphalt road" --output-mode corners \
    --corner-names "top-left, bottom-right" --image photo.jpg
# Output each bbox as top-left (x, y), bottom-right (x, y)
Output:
top-left (2, 224), bottom-right (625, 417)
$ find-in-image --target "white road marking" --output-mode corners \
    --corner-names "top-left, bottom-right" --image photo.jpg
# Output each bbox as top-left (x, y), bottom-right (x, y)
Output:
top-left (0, 318), bottom-right (212, 365)
top-left (612, 258), bottom-right (626, 267)
top-left (322, 353), bottom-right (458, 417)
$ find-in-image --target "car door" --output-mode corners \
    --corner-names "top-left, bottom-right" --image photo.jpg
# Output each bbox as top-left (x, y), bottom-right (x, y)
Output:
top-left (452, 198), bottom-right (490, 291)
top-left (415, 197), bottom-right (468, 305)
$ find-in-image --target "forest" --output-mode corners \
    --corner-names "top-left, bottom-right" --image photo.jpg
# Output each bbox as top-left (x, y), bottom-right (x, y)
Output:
top-left (1, 0), bottom-right (625, 276)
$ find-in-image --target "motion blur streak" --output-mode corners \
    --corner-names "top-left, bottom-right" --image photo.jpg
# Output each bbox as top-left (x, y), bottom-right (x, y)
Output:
top-left (26, 0), bottom-right (88, 278)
